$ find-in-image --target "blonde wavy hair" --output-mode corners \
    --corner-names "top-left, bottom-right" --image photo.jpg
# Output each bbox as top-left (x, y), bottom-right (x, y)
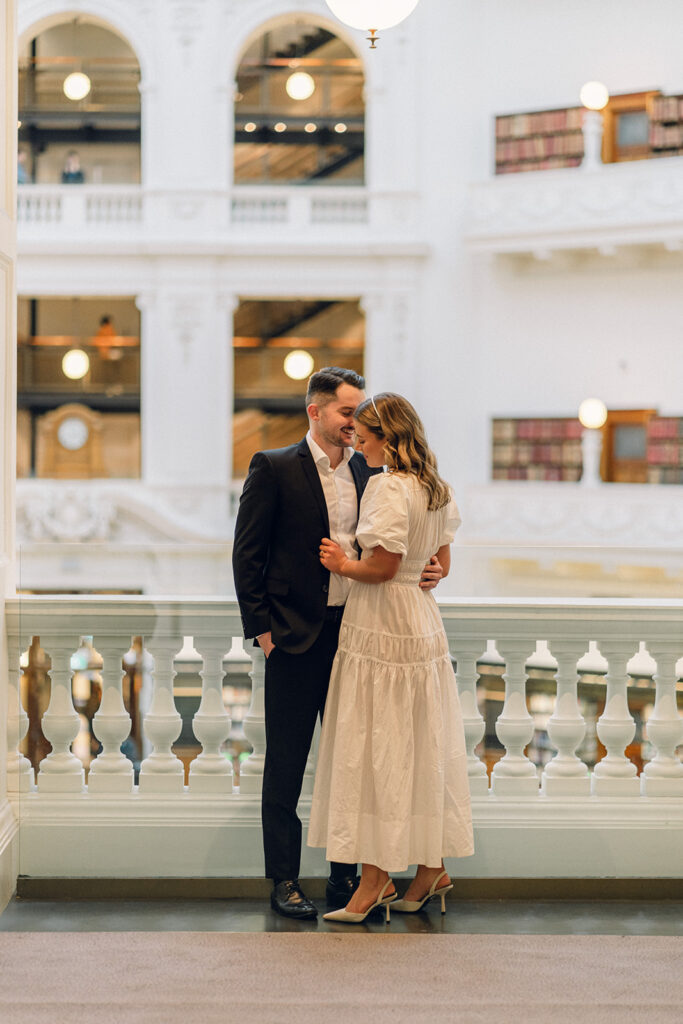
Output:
top-left (355, 392), bottom-right (451, 511)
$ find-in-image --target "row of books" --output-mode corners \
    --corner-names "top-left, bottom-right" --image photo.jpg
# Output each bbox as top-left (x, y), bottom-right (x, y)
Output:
top-left (646, 442), bottom-right (683, 465)
top-left (496, 158), bottom-right (582, 173)
top-left (651, 95), bottom-right (683, 122)
top-left (648, 467), bottom-right (683, 484)
top-left (495, 109), bottom-right (583, 139)
top-left (495, 135), bottom-right (584, 162)
top-left (493, 442), bottom-right (582, 466)
top-left (493, 418), bottom-right (584, 441)
top-left (647, 417), bottom-right (683, 439)
top-left (650, 123), bottom-right (683, 148)
top-left (493, 466), bottom-right (582, 482)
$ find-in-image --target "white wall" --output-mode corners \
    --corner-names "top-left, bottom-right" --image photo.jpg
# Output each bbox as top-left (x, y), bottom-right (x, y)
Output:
top-left (410, 0), bottom-right (683, 493)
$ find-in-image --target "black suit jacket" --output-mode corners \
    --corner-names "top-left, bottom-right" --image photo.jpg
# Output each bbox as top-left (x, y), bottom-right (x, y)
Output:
top-left (232, 438), bottom-right (378, 654)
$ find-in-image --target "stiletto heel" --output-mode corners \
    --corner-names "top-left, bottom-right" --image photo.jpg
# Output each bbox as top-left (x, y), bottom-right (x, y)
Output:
top-left (391, 870), bottom-right (453, 914)
top-left (323, 879), bottom-right (397, 923)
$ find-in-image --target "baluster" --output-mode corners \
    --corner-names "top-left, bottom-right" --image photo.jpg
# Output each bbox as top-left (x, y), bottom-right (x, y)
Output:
top-left (454, 640), bottom-right (488, 796)
top-left (491, 640), bottom-right (539, 796)
top-left (541, 641), bottom-right (590, 796)
top-left (37, 639), bottom-right (85, 793)
top-left (188, 636), bottom-right (233, 793)
top-left (591, 641), bottom-right (639, 796)
top-left (7, 635), bottom-right (35, 792)
top-left (138, 638), bottom-right (184, 793)
top-left (239, 645), bottom-right (266, 794)
top-left (88, 637), bottom-right (134, 793)
top-left (640, 642), bottom-right (683, 797)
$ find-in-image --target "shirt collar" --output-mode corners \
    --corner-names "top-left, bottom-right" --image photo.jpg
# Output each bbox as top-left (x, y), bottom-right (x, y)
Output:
top-left (306, 431), bottom-right (353, 470)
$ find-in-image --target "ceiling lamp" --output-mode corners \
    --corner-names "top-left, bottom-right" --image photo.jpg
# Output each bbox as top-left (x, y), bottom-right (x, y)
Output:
top-left (324, 0), bottom-right (421, 47)
top-left (284, 350), bottom-right (315, 380)
top-left (63, 71), bottom-right (91, 101)
top-left (62, 348), bottom-right (90, 380)
top-left (578, 398), bottom-right (608, 430)
top-left (286, 71), bottom-right (316, 101)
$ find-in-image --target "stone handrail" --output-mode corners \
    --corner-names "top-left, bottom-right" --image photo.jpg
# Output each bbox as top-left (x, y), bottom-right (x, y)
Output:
top-left (5, 595), bottom-right (683, 880)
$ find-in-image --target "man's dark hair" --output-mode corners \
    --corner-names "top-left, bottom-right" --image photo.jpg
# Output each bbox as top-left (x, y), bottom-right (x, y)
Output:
top-left (305, 366), bottom-right (365, 406)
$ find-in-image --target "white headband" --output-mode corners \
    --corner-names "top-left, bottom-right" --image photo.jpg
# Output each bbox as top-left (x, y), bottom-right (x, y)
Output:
top-left (370, 395), bottom-right (379, 417)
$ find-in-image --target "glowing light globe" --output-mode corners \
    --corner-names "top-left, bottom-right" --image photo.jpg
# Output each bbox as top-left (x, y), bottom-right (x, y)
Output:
top-left (579, 81), bottom-right (609, 111)
top-left (324, 0), bottom-right (421, 31)
top-left (63, 72), bottom-right (91, 101)
top-left (578, 398), bottom-right (608, 430)
top-left (62, 348), bottom-right (90, 380)
top-left (284, 350), bottom-right (315, 380)
top-left (286, 72), bottom-right (316, 101)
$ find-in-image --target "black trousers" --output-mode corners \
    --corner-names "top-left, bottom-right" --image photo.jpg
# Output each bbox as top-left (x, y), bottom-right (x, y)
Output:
top-left (262, 617), bottom-right (355, 882)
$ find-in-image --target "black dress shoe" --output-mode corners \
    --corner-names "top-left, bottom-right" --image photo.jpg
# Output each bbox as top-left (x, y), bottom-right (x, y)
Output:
top-left (270, 880), bottom-right (318, 920)
top-left (326, 874), bottom-right (360, 907)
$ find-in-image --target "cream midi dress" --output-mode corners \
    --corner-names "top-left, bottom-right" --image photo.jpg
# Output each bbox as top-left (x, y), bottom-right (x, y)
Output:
top-left (307, 472), bottom-right (474, 872)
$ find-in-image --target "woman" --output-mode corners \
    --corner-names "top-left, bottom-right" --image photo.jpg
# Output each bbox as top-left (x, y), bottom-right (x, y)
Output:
top-left (307, 393), bottom-right (474, 923)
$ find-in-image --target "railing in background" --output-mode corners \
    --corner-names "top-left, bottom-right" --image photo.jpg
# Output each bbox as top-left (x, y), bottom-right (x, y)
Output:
top-left (6, 596), bottom-right (683, 878)
top-left (17, 185), bottom-right (417, 238)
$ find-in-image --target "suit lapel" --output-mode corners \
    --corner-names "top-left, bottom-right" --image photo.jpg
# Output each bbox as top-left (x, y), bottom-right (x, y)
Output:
top-left (297, 438), bottom-right (330, 534)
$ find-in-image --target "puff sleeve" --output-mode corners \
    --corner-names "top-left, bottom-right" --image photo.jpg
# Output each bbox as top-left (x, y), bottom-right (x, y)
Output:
top-left (439, 491), bottom-right (462, 546)
top-left (356, 474), bottom-right (409, 556)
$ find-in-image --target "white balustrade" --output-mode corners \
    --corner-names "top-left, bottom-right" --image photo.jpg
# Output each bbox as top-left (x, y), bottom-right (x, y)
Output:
top-left (454, 640), bottom-right (488, 796)
top-left (88, 638), bottom-right (134, 793)
top-left (641, 642), bottom-right (683, 797)
top-left (542, 640), bottom-right (590, 796)
top-left (239, 646), bottom-right (266, 794)
top-left (6, 635), bottom-right (34, 793)
top-left (37, 639), bottom-right (85, 793)
top-left (5, 596), bottom-right (683, 881)
top-left (138, 638), bottom-right (185, 793)
top-left (188, 637), bottom-right (233, 793)
top-left (491, 640), bottom-right (539, 796)
top-left (592, 641), bottom-right (640, 796)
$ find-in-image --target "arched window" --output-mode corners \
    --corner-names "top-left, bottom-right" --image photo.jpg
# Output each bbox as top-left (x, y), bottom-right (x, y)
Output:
top-left (234, 21), bottom-right (364, 185)
top-left (18, 17), bottom-right (141, 185)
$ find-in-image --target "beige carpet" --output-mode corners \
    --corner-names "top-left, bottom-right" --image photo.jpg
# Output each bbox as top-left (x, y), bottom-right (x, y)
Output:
top-left (1, 932), bottom-right (682, 1024)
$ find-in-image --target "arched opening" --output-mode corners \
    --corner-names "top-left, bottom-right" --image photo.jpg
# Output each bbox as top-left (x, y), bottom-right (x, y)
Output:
top-left (18, 16), bottom-right (141, 185)
top-left (234, 19), bottom-right (364, 186)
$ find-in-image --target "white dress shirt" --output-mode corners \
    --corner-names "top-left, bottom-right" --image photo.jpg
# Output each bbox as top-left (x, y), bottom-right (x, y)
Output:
top-left (306, 431), bottom-right (358, 606)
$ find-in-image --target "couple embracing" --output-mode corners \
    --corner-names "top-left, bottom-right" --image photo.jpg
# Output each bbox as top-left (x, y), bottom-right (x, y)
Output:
top-left (232, 367), bottom-right (473, 923)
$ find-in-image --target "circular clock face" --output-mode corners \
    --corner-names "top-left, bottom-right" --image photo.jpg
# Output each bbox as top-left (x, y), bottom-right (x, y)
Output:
top-left (57, 416), bottom-right (89, 451)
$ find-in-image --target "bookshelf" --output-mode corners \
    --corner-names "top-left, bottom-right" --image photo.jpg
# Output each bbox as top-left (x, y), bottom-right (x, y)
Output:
top-left (492, 417), bottom-right (583, 481)
top-left (495, 108), bottom-right (584, 175)
top-left (650, 94), bottom-right (683, 157)
top-left (646, 416), bottom-right (683, 483)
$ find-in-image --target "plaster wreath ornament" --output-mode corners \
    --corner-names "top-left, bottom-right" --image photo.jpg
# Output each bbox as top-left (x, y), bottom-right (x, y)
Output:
top-left (21, 488), bottom-right (116, 542)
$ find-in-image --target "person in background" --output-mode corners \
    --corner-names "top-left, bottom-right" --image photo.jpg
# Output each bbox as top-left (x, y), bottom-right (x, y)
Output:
top-left (17, 148), bottom-right (31, 184)
top-left (61, 150), bottom-right (85, 184)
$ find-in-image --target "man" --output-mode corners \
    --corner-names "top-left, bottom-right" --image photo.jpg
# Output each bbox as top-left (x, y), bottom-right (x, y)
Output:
top-left (232, 367), bottom-right (442, 919)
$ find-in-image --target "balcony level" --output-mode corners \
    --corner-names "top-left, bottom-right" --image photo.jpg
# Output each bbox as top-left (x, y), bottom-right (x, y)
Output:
top-left (4, 595), bottom-right (683, 886)
top-left (466, 155), bottom-right (683, 257)
top-left (16, 184), bottom-right (424, 255)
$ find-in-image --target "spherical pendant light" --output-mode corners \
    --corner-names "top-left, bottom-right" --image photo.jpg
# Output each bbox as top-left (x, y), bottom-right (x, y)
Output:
top-left (286, 71), bottom-right (316, 101)
top-left (324, 0), bottom-right (421, 46)
top-left (62, 348), bottom-right (90, 380)
top-left (63, 71), bottom-right (91, 101)
top-left (284, 350), bottom-right (315, 380)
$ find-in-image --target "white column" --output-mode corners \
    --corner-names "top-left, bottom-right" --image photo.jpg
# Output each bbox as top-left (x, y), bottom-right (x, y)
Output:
top-left (640, 643), bottom-right (683, 797)
top-left (491, 640), bottom-right (539, 796)
top-left (37, 641), bottom-right (85, 793)
top-left (6, 636), bottom-right (34, 793)
top-left (138, 638), bottom-right (184, 793)
top-left (453, 640), bottom-right (488, 796)
top-left (188, 636), bottom-right (233, 793)
top-left (591, 642), bottom-right (639, 796)
top-left (88, 638), bottom-right (134, 793)
top-left (239, 646), bottom-right (266, 794)
top-left (541, 641), bottom-right (590, 796)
